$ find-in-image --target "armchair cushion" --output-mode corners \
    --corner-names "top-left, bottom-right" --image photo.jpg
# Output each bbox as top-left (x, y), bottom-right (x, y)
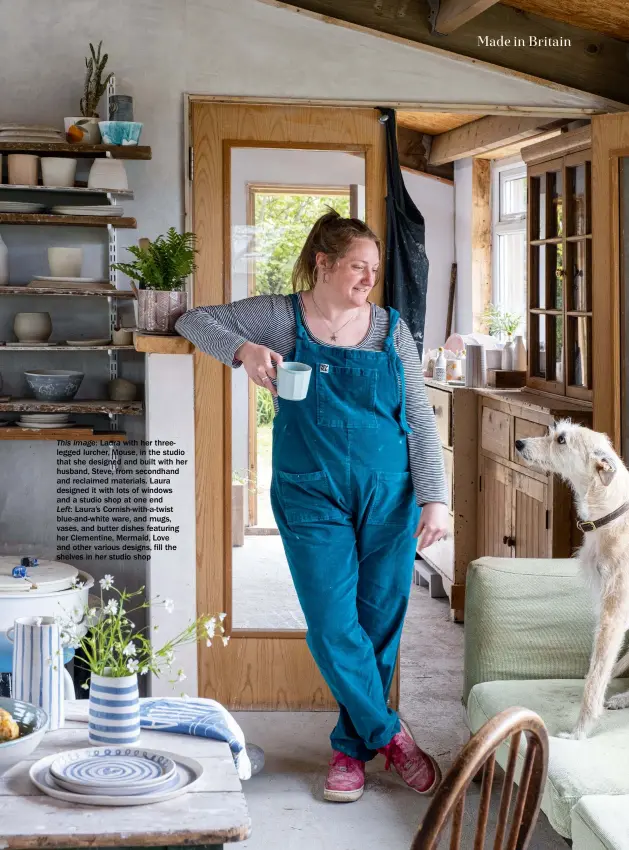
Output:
top-left (572, 795), bottom-right (629, 850)
top-left (464, 557), bottom-right (595, 702)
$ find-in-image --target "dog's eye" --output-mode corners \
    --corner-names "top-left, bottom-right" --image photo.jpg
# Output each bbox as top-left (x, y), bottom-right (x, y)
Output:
top-left (557, 434), bottom-right (566, 445)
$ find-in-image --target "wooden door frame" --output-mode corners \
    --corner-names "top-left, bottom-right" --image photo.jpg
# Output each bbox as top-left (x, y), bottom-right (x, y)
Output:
top-left (187, 99), bottom-right (387, 709)
top-left (592, 114), bottom-right (629, 450)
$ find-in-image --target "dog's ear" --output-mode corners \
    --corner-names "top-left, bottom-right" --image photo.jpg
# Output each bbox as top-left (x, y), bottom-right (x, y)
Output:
top-left (594, 452), bottom-right (616, 486)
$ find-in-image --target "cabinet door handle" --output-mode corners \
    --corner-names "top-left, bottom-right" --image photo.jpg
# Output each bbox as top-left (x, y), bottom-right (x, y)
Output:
top-left (503, 535), bottom-right (516, 547)
top-left (503, 535), bottom-right (509, 544)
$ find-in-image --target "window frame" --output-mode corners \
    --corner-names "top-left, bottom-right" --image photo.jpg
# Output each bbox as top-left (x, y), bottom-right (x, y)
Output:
top-left (491, 158), bottom-right (527, 333)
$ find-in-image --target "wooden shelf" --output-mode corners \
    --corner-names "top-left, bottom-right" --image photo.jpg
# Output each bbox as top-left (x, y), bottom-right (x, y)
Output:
top-left (135, 335), bottom-right (194, 354)
top-left (0, 142), bottom-right (151, 159)
top-left (0, 399), bottom-right (143, 415)
top-left (0, 213), bottom-right (136, 228)
top-left (0, 183), bottom-right (133, 199)
top-left (0, 427), bottom-right (128, 441)
top-left (0, 344), bottom-right (135, 351)
top-left (0, 286), bottom-right (136, 298)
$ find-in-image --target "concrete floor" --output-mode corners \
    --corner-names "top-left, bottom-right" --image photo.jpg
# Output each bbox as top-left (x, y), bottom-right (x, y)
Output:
top-left (233, 583), bottom-right (565, 850)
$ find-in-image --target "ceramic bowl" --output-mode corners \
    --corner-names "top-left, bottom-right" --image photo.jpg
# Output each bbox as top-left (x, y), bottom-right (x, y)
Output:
top-left (0, 697), bottom-right (48, 774)
top-left (24, 370), bottom-right (84, 401)
top-left (98, 121), bottom-right (143, 146)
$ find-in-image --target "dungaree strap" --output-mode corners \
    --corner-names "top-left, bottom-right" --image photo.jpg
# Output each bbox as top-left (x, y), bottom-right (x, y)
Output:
top-left (386, 308), bottom-right (413, 436)
top-left (291, 292), bottom-right (307, 340)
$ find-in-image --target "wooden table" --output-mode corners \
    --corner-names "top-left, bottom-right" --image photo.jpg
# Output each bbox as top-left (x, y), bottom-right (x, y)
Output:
top-left (0, 712), bottom-right (251, 849)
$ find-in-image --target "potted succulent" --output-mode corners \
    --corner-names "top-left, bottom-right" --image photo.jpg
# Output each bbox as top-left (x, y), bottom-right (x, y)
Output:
top-left (57, 575), bottom-right (228, 746)
top-left (112, 229), bottom-right (197, 334)
top-left (65, 41), bottom-right (113, 145)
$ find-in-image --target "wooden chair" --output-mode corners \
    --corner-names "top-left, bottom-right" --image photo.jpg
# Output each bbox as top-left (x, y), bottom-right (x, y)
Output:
top-left (410, 707), bottom-right (549, 850)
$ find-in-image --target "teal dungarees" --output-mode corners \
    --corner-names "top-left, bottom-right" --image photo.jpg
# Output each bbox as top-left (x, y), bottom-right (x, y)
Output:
top-left (270, 294), bottom-right (420, 761)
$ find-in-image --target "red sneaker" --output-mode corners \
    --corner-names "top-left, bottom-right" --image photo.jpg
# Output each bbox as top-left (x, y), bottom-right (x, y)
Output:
top-left (324, 750), bottom-right (366, 802)
top-left (378, 720), bottom-right (441, 795)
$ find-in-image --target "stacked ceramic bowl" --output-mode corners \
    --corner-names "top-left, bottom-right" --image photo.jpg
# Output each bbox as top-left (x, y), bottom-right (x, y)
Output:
top-left (29, 746), bottom-right (203, 807)
top-left (17, 414), bottom-right (72, 430)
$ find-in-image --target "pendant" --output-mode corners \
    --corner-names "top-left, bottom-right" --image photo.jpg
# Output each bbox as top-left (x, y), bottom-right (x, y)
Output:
top-left (331, 333), bottom-right (338, 342)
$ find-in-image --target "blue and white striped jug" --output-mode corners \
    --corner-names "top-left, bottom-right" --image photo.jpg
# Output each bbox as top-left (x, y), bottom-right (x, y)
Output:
top-left (9, 616), bottom-right (65, 730)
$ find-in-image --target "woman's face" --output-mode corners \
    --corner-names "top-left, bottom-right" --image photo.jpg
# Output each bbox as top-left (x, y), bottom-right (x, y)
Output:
top-left (316, 238), bottom-right (380, 308)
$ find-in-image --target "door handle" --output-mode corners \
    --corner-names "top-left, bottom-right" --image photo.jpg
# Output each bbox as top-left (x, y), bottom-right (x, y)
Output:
top-left (503, 535), bottom-right (516, 547)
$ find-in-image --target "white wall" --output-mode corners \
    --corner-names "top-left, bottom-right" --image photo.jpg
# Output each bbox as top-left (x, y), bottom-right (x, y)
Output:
top-left (454, 159), bottom-right (474, 335)
top-left (403, 171), bottom-right (454, 352)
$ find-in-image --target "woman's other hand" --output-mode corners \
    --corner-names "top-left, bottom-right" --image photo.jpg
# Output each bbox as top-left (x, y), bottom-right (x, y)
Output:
top-left (414, 502), bottom-right (449, 550)
top-left (235, 341), bottom-right (284, 397)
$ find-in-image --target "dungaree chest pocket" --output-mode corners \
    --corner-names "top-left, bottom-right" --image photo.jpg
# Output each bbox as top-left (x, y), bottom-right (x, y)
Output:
top-left (316, 364), bottom-right (378, 429)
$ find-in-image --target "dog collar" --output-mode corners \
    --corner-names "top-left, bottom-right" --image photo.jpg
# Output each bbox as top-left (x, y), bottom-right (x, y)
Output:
top-left (577, 502), bottom-right (629, 533)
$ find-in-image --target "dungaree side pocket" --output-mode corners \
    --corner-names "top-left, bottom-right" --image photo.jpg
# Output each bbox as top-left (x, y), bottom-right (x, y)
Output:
top-left (316, 364), bottom-right (378, 429)
top-left (277, 470), bottom-right (343, 525)
top-left (367, 471), bottom-right (417, 527)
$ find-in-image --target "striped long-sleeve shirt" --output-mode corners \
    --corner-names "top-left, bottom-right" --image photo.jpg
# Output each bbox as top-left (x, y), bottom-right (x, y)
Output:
top-left (175, 293), bottom-right (448, 507)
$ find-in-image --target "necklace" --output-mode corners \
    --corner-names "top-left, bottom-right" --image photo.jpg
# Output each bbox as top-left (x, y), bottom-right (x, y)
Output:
top-left (310, 293), bottom-right (360, 342)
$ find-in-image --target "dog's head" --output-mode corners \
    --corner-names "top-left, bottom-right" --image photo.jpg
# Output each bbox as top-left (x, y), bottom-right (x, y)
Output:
top-left (515, 420), bottom-right (620, 492)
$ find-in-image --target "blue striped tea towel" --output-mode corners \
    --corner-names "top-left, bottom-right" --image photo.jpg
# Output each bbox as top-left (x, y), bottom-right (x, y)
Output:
top-left (140, 698), bottom-right (251, 780)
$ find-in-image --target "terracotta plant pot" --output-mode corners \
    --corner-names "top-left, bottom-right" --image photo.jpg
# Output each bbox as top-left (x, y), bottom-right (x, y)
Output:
top-left (137, 290), bottom-right (189, 334)
top-left (64, 117), bottom-right (101, 145)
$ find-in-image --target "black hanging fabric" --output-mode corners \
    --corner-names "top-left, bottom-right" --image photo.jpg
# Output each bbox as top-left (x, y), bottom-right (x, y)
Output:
top-left (379, 107), bottom-right (429, 358)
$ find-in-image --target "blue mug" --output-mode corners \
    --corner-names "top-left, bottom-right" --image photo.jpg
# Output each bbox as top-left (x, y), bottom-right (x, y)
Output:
top-left (109, 95), bottom-right (134, 122)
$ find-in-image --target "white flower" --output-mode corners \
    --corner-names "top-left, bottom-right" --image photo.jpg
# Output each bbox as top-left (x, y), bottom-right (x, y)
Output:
top-left (219, 613), bottom-right (227, 622)
top-left (81, 682), bottom-right (89, 690)
top-left (165, 650), bottom-right (175, 666)
top-left (206, 639), bottom-right (212, 648)
top-left (180, 692), bottom-right (190, 699)
top-left (127, 658), bottom-right (139, 673)
top-left (205, 618), bottom-right (216, 639)
top-left (139, 666), bottom-right (149, 675)
top-left (99, 574), bottom-right (114, 590)
top-left (176, 669), bottom-right (186, 682)
top-left (71, 577), bottom-right (85, 589)
top-left (33, 616), bottom-right (43, 626)
top-left (222, 636), bottom-right (230, 647)
top-left (104, 599), bottom-right (118, 616)
top-left (164, 598), bottom-right (175, 614)
top-left (88, 608), bottom-right (96, 617)
top-left (123, 642), bottom-right (137, 657)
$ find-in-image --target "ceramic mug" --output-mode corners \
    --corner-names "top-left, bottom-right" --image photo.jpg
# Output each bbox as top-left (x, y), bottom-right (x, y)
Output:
top-left (276, 362), bottom-right (312, 401)
top-left (41, 157), bottom-right (77, 188)
top-left (108, 95), bottom-right (134, 122)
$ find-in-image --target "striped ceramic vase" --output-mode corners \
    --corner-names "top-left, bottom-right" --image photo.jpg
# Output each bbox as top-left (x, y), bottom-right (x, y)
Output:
top-left (10, 616), bottom-right (64, 730)
top-left (88, 671), bottom-right (140, 745)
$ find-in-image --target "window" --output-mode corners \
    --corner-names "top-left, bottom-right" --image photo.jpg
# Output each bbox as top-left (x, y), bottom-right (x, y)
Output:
top-left (492, 161), bottom-right (527, 334)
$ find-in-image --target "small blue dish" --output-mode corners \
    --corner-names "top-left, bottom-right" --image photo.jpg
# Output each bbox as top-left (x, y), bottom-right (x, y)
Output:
top-left (98, 121), bottom-right (143, 146)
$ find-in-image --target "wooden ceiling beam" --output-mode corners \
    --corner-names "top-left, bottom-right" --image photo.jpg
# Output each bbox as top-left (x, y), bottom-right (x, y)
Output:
top-left (429, 115), bottom-right (571, 164)
top-left (267, 0), bottom-right (629, 105)
top-left (435, 0), bottom-right (501, 34)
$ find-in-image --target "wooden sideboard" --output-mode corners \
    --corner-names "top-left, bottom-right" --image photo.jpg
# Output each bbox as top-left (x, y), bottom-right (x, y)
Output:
top-left (421, 381), bottom-right (592, 621)
top-left (477, 389), bottom-right (591, 563)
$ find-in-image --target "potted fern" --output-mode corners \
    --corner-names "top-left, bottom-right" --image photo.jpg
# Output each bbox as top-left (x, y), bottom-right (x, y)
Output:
top-left (65, 41), bottom-right (113, 145)
top-left (112, 228), bottom-right (197, 334)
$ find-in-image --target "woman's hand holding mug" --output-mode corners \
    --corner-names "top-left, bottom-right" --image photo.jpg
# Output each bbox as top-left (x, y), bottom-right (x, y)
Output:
top-left (236, 341), bottom-right (284, 397)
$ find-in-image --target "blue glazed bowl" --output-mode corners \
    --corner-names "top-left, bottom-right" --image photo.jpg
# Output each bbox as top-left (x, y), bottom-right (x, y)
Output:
top-left (0, 697), bottom-right (48, 774)
top-left (24, 369), bottom-right (84, 401)
top-left (98, 121), bottom-right (143, 146)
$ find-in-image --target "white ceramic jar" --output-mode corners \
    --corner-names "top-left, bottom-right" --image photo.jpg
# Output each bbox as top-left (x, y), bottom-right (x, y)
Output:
top-left (87, 158), bottom-right (128, 191)
top-left (48, 247), bottom-right (83, 278)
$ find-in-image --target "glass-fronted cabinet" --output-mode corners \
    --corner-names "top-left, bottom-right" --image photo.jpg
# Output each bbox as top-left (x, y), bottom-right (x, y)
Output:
top-left (527, 147), bottom-right (592, 401)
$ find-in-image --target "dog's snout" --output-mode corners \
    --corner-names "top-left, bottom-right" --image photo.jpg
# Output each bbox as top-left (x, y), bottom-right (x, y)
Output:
top-left (515, 439), bottom-right (525, 452)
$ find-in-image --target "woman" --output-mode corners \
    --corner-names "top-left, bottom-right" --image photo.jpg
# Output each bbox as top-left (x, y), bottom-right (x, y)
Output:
top-left (176, 211), bottom-right (448, 803)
